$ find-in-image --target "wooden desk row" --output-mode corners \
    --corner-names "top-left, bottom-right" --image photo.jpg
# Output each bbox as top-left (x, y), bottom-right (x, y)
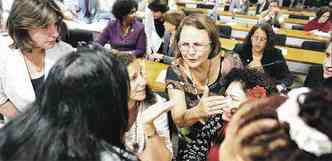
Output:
top-left (143, 38), bottom-right (325, 91)
top-left (178, 5), bottom-right (309, 25)
top-left (176, 0), bottom-right (315, 18)
top-left (219, 38), bottom-right (325, 64)
top-left (216, 22), bottom-right (330, 43)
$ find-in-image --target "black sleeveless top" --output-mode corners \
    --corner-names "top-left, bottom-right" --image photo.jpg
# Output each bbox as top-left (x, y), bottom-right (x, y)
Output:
top-left (31, 75), bottom-right (44, 98)
top-left (165, 61), bottom-right (225, 161)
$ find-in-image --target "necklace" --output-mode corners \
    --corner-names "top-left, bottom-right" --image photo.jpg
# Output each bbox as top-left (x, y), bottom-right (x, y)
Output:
top-left (22, 52), bottom-right (45, 80)
top-left (188, 62), bottom-right (210, 97)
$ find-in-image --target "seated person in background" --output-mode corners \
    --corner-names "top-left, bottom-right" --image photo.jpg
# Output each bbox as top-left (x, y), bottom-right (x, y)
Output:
top-left (0, 0), bottom-right (74, 121)
top-left (145, 0), bottom-right (169, 54)
top-left (57, 0), bottom-right (114, 23)
top-left (304, 6), bottom-right (332, 33)
top-left (0, 46), bottom-right (138, 161)
top-left (304, 38), bottom-right (332, 88)
top-left (208, 68), bottom-right (276, 161)
top-left (259, 0), bottom-right (285, 28)
top-left (256, 0), bottom-right (269, 15)
top-left (233, 22), bottom-right (293, 91)
top-left (147, 10), bottom-right (185, 64)
top-left (113, 53), bottom-right (173, 161)
top-left (96, 0), bottom-right (146, 57)
top-left (0, 0), bottom-right (14, 32)
top-left (229, 0), bottom-right (250, 14)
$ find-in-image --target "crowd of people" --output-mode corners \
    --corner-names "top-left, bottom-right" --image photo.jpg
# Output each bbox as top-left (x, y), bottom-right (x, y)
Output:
top-left (0, 0), bottom-right (331, 161)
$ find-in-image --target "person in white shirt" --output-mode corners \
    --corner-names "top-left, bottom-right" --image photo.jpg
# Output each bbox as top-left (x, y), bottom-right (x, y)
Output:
top-left (256, 0), bottom-right (269, 15)
top-left (58, 0), bottom-right (115, 23)
top-left (0, 0), bottom-right (74, 121)
top-left (229, 0), bottom-right (250, 14)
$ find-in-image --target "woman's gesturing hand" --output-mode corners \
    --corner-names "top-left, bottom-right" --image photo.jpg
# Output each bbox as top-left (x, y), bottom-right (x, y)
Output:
top-left (142, 100), bottom-right (175, 126)
top-left (196, 87), bottom-right (231, 118)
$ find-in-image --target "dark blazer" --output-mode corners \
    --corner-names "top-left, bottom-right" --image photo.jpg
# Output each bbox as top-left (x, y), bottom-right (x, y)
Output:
top-left (233, 43), bottom-right (293, 87)
top-left (256, 2), bottom-right (269, 14)
top-left (78, 0), bottom-right (97, 18)
top-left (304, 65), bottom-right (324, 88)
top-left (161, 32), bottom-right (175, 64)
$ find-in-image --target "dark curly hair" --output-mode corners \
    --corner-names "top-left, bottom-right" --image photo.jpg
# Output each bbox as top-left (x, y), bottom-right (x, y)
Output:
top-left (242, 22), bottom-right (276, 52)
top-left (112, 0), bottom-right (138, 22)
top-left (222, 68), bottom-right (276, 95)
top-left (148, 0), bottom-right (169, 13)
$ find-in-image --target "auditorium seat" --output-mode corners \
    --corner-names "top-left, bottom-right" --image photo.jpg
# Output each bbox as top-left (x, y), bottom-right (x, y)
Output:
top-left (301, 41), bottom-right (327, 52)
top-left (218, 25), bottom-right (232, 39)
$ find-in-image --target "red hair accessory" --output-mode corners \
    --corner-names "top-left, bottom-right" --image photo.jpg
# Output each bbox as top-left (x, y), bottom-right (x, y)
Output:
top-left (246, 85), bottom-right (267, 99)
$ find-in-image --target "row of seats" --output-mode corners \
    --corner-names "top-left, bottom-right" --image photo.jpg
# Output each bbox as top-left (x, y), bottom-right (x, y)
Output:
top-left (59, 21), bottom-right (326, 52)
top-left (217, 25), bottom-right (327, 51)
top-left (180, 3), bottom-right (311, 20)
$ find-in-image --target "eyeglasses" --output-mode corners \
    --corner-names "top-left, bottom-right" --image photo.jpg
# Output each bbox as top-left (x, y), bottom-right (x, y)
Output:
top-left (178, 41), bottom-right (210, 52)
top-left (251, 36), bottom-right (267, 42)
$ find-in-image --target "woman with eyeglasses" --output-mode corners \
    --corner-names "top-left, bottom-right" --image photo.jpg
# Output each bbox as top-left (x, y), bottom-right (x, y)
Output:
top-left (165, 14), bottom-right (241, 161)
top-left (304, 6), bottom-right (332, 33)
top-left (232, 23), bottom-right (292, 92)
top-left (96, 0), bottom-right (146, 57)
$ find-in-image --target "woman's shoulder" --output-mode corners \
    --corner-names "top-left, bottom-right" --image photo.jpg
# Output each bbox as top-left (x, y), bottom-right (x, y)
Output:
top-left (0, 37), bottom-right (19, 61)
top-left (268, 47), bottom-right (283, 56)
top-left (233, 43), bottom-right (247, 53)
top-left (133, 20), bottom-right (145, 30)
top-left (46, 41), bottom-right (75, 58)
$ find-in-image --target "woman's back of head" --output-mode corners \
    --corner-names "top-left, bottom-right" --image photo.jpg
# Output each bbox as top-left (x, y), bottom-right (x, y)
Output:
top-left (0, 45), bottom-right (132, 161)
top-left (220, 96), bottom-right (316, 161)
top-left (221, 87), bottom-right (332, 161)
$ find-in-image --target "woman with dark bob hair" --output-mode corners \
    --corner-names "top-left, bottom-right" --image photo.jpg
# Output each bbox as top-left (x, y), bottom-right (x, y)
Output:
top-left (232, 22), bottom-right (292, 92)
top-left (0, 0), bottom-right (74, 121)
top-left (304, 6), bottom-right (332, 33)
top-left (96, 0), bottom-right (146, 57)
top-left (0, 45), bottom-right (138, 161)
top-left (165, 14), bottom-right (232, 161)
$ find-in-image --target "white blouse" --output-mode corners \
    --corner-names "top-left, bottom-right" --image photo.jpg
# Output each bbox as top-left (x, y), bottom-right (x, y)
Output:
top-left (125, 94), bottom-right (173, 155)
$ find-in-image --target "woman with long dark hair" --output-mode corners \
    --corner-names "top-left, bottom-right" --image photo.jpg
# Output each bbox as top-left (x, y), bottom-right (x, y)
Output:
top-left (0, 46), bottom-right (137, 161)
top-left (113, 53), bottom-right (173, 161)
top-left (232, 22), bottom-right (292, 92)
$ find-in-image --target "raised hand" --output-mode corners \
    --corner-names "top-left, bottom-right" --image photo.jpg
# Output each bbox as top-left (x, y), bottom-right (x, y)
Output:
top-left (142, 100), bottom-right (175, 126)
top-left (196, 86), bottom-right (231, 118)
